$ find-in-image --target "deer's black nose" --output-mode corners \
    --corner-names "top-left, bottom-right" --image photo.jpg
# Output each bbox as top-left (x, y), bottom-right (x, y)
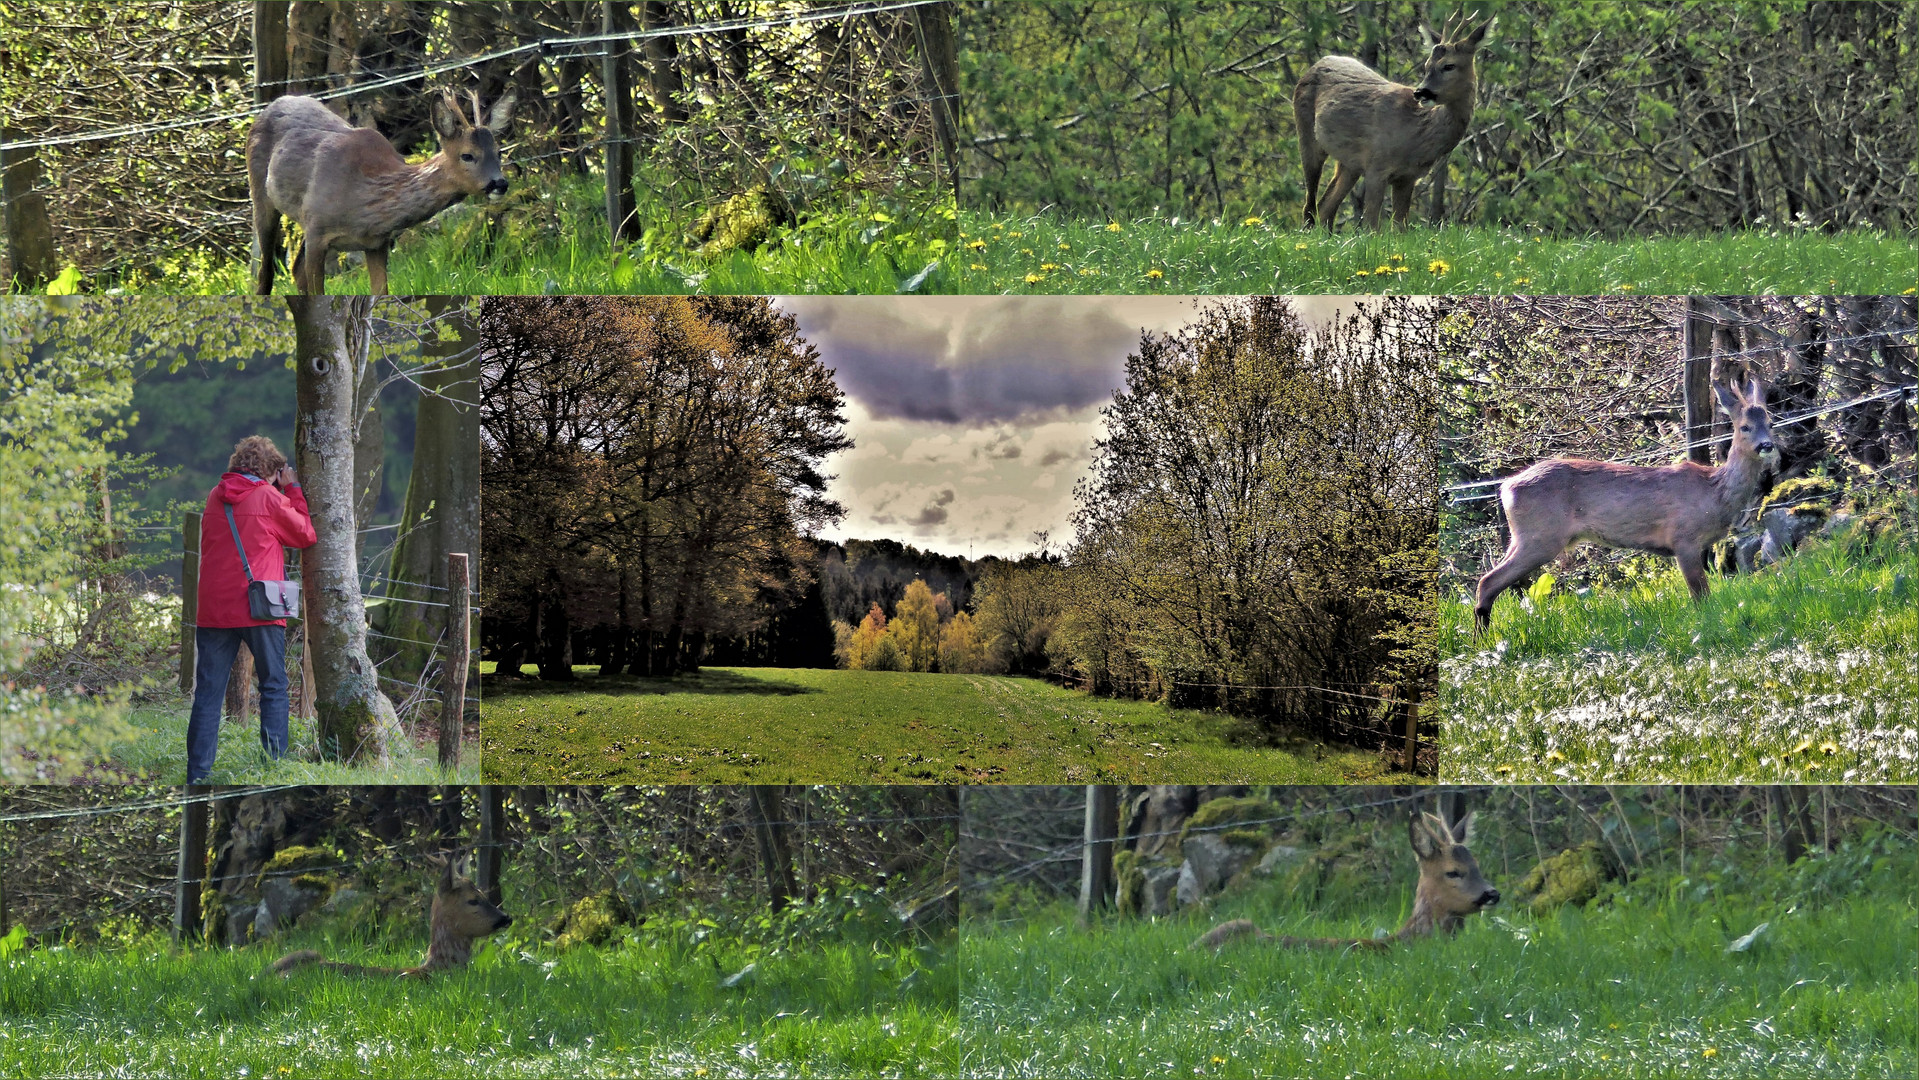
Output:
top-left (1413, 87), bottom-right (1437, 102)
top-left (485, 178), bottom-right (509, 197)
top-left (1478, 888), bottom-right (1500, 907)
top-left (1755, 440), bottom-right (1776, 454)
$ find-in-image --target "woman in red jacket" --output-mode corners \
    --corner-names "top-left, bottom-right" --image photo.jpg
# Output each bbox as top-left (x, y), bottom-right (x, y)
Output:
top-left (187, 435), bottom-right (317, 783)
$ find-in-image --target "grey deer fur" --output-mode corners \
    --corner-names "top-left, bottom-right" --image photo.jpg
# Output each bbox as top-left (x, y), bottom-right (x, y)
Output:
top-left (248, 89), bottom-right (514, 295)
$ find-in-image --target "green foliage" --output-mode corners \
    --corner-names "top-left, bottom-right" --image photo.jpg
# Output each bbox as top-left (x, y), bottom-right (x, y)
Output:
top-left (479, 664), bottom-right (1417, 785)
top-left (688, 186), bottom-right (796, 258)
top-left (1178, 796), bottom-right (1279, 851)
top-left (1513, 841), bottom-right (1618, 913)
top-left (1443, 527), bottom-right (1919, 782)
top-left (547, 891), bottom-right (636, 951)
top-left (955, 212), bottom-right (1917, 294)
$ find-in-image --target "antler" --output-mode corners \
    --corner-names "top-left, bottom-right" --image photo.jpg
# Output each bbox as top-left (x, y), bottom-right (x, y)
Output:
top-left (467, 89), bottom-right (484, 128)
top-left (1441, 9), bottom-right (1479, 43)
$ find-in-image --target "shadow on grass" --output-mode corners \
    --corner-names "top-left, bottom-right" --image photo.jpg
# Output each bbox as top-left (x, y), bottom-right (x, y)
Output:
top-left (482, 666), bottom-right (823, 700)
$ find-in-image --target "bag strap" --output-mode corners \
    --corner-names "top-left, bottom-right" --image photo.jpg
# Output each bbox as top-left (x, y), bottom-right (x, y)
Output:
top-left (224, 504), bottom-right (257, 585)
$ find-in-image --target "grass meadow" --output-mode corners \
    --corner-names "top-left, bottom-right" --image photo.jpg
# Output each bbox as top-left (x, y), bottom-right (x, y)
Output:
top-left (479, 665), bottom-right (1414, 786)
top-left (96, 691), bottom-right (478, 785)
top-left (102, 174), bottom-right (956, 297)
top-left (960, 829), bottom-right (1917, 1079)
top-left (0, 902), bottom-right (954, 1078)
top-left (956, 212), bottom-right (1919, 296)
top-left (1441, 533), bottom-right (1919, 784)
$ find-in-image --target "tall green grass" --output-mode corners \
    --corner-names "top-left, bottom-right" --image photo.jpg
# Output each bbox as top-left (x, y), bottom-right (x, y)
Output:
top-left (0, 910), bottom-right (955, 1078)
top-left (480, 665), bottom-right (1415, 785)
top-left (961, 832), bottom-right (1916, 1078)
top-left (1442, 532), bottom-right (1919, 783)
top-left (99, 693), bottom-right (478, 784)
top-left (957, 211), bottom-right (1919, 295)
top-left (106, 174), bottom-right (957, 296)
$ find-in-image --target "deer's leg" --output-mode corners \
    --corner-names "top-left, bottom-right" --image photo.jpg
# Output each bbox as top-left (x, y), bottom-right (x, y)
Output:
top-left (366, 246), bottom-right (389, 296)
top-left (1317, 163), bottom-right (1361, 232)
top-left (1390, 177), bottom-right (1417, 230)
top-left (1474, 537), bottom-right (1563, 632)
top-left (1676, 547), bottom-right (1710, 602)
top-left (252, 205), bottom-right (282, 296)
top-left (1361, 173), bottom-right (1389, 230)
top-left (299, 238), bottom-right (329, 296)
top-left (1297, 119), bottom-right (1324, 228)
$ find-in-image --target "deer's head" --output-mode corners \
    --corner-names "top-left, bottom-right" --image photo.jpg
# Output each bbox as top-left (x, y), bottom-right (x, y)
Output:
top-left (1714, 377), bottom-right (1777, 460)
top-left (1409, 811), bottom-right (1500, 917)
top-left (433, 854), bottom-right (514, 937)
top-left (1414, 12), bottom-right (1494, 107)
top-left (431, 88), bottom-right (516, 200)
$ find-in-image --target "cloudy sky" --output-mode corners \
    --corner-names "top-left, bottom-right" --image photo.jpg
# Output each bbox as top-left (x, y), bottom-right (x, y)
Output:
top-left (776, 296), bottom-right (1358, 560)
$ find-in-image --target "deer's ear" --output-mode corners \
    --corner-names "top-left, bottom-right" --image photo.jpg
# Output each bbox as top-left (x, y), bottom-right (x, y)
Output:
top-left (438, 857), bottom-right (456, 890)
top-left (1409, 814), bottom-right (1442, 858)
top-left (1714, 382), bottom-right (1742, 416)
top-left (1745, 377), bottom-right (1767, 406)
top-left (431, 90), bottom-right (468, 139)
top-left (1463, 16), bottom-right (1495, 49)
top-left (1451, 812), bottom-right (1474, 845)
top-left (486, 91), bottom-right (517, 134)
top-left (1418, 21), bottom-right (1438, 51)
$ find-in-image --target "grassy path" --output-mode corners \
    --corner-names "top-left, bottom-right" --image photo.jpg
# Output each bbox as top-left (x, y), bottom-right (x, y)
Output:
top-left (961, 837), bottom-right (1915, 1078)
top-left (1441, 535), bottom-right (1918, 783)
top-left (480, 666), bottom-right (1412, 784)
top-left (957, 212), bottom-right (1917, 295)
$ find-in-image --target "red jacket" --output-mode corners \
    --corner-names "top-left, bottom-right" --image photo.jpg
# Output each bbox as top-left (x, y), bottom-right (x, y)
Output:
top-left (197, 473), bottom-right (318, 628)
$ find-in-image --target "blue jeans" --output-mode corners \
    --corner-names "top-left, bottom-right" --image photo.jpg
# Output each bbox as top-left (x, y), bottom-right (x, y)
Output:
top-left (187, 625), bottom-right (290, 783)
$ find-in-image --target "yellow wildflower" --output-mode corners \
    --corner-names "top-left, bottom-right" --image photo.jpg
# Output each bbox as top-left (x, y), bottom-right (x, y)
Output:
top-left (1243, 216), bottom-right (1263, 226)
top-left (1023, 272), bottom-right (1043, 284)
top-left (1146, 268), bottom-right (1164, 280)
top-left (1354, 270), bottom-right (1370, 277)
top-left (1820, 741), bottom-right (1839, 755)
top-left (1428, 259), bottom-right (1451, 274)
top-left (1106, 222), bottom-right (1122, 232)
top-left (1294, 242), bottom-right (1309, 250)
top-left (1040, 262), bottom-right (1059, 271)
top-left (966, 238), bottom-right (987, 250)
top-left (969, 263), bottom-right (987, 271)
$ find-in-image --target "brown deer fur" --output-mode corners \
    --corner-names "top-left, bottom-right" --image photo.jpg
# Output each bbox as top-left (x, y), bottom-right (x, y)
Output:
top-left (248, 89), bottom-right (514, 295)
top-left (1475, 378), bottom-right (1777, 631)
top-left (1295, 11), bottom-right (1493, 230)
top-left (272, 858), bottom-right (511, 978)
top-left (1192, 811), bottom-right (1499, 951)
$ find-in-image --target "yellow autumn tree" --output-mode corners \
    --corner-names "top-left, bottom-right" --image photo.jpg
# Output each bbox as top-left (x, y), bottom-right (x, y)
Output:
top-left (938, 610), bottom-right (989, 674)
top-left (888, 579), bottom-right (942, 672)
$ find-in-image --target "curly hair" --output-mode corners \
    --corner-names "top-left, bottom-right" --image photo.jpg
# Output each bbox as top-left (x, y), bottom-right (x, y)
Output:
top-left (227, 435), bottom-right (287, 478)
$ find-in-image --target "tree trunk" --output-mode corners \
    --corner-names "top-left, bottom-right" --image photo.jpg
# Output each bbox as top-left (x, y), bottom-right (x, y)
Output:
top-left (641, 1), bottom-right (688, 124)
top-left (384, 297), bottom-right (482, 686)
top-left (290, 296), bottom-right (402, 764)
top-left (749, 786), bottom-right (798, 914)
top-left (1, 125), bottom-right (57, 290)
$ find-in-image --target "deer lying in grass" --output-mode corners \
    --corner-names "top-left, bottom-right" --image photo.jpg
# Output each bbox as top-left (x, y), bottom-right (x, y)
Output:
top-left (272, 857), bottom-right (511, 978)
top-left (1192, 811), bottom-right (1499, 951)
top-left (1295, 11), bottom-right (1493, 230)
top-left (248, 88), bottom-right (515, 295)
top-left (1474, 378), bottom-right (1778, 632)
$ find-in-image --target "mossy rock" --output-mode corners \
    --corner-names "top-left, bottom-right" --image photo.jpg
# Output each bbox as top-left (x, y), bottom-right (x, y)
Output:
top-left (1178, 796), bottom-right (1278, 852)
top-left (262, 845), bottom-right (336, 875)
top-left (548, 891), bottom-right (635, 950)
top-left (1280, 831), bottom-right (1373, 905)
top-left (1759, 476), bottom-right (1840, 519)
top-left (1114, 849), bottom-right (1144, 917)
top-left (687, 186), bottom-right (794, 258)
top-left (1513, 841), bottom-right (1617, 912)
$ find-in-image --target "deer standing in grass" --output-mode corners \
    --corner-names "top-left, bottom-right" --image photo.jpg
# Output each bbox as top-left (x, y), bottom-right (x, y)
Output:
top-left (272, 857), bottom-right (512, 978)
top-left (1192, 811), bottom-right (1499, 951)
top-left (1295, 11), bottom-right (1493, 230)
top-left (248, 89), bottom-right (515, 295)
top-left (1474, 378), bottom-right (1778, 632)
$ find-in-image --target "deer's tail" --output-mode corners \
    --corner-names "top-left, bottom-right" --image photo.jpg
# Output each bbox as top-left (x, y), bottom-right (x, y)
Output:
top-left (1192, 919), bottom-right (1394, 952)
top-left (271, 949), bottom-right (421, 978)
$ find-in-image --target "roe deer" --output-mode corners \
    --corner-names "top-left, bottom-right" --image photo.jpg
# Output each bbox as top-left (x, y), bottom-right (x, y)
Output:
top-left (272, 856), bottom-right (512, 978)
top-left (1474, 378), bottom-right (1777, 632)
top-left (1192, 810), bottom-right (1499, 951)
top-left (1295, 11), bottom-right (1493, 230)
top-left (248, 88), bottom-right (515, 295)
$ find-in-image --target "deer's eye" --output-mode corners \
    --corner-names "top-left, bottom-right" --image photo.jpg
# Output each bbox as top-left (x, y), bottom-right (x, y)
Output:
top-left (461, 153), bottom-right (476, 163)
top-left (1443, 63), bottom-right (1456, 71)
top-left (1445, 870), bottom-right (1461, 878)
top-left (1740, 424), bottom-right (1751, 432)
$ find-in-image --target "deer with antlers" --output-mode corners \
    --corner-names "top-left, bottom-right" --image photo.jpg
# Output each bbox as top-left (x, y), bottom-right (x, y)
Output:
top-left (248, 89), bottom-right (515, 295)
top-left (1193, 808), bottom-right (1500, 951)
top-left (1474, 378), bottom-right (1779, 632)
top-left (1295, 10), bottom-right (1493, 230)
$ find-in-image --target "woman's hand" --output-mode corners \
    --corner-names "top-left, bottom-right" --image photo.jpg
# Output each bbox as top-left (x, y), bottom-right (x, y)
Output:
top-left (274, 466), bottom-right (297, 489)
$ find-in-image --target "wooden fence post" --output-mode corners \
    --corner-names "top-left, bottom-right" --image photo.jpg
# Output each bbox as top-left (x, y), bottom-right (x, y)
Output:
top-left (602, 0), bottom-right (640, 244)
top-left (174, 785), bottom-right (210, 944)
top-left (1683, 297), bottom-right (1718, 465)
top-left (179, 512), bottom-right (201, 692)
top-left (1, 128), bottom-right (57, 291)
top-left (439, 552), bottom-right (470, 769)
top-left (1401, 690), bottom-right (1421, 773)
top-left (477, 784), bottom-right (505, 905)
top-left (1078, 785), bottom-right (1117, 920)
top-left (253, 1), bottom-right (290, 105)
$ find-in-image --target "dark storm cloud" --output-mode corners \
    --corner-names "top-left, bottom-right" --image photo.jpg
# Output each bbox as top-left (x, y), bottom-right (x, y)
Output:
top-left (905, 488), bottom-right (957, 526)
top-left (779, 297), bottom-right (1157, 424)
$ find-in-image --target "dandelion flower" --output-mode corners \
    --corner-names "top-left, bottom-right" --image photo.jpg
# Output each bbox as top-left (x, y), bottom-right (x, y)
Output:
top-left (1792, 737), bottom-right (1815, 755)
top-left (1210, 1057), bottom-right (1228, 1065)
top-left (969, 263), bottom-right (987, 271)
top-left (1243, 216), bottom-right (1263, 226)
top-left (1021, 248), bottom-right (1034, 256)
top-left (1703, 1049), bottom-right (1718, 1059)
top-left (1106, 222), bottom-right (1123, 233)
top-left (1080, 267), bottom-right (1099, 276)
top-left (1058, 242), bottom-right (1070, 250)
top-left (1355, 269), bottom-right (1371, 277)
top-left (1040, 262), bottom-right (1059, 271)
top-left (1376, 265), bottom-right (1393, 274)
top-left (1146, 268), bottom-right (1164, 280)
top-left (1428, 259), bottom-right (1451, 274)
top-left (1023, 272), bottom-right (1043, 283)
top-left (1007, 231), bottom-right (1023, 239)
top-left (966, 238), bottom-right (987, 251)
top-left (1513, 277), bottom-right (1532, 285)
top-left (1820, 741), bottom-right (1839, 755)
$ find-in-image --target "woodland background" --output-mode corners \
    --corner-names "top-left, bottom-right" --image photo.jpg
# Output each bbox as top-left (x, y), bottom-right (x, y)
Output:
top-left (961, 0), bottom-right (1918, 232)
top-left (0, 0), bottom-right (959, 289)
